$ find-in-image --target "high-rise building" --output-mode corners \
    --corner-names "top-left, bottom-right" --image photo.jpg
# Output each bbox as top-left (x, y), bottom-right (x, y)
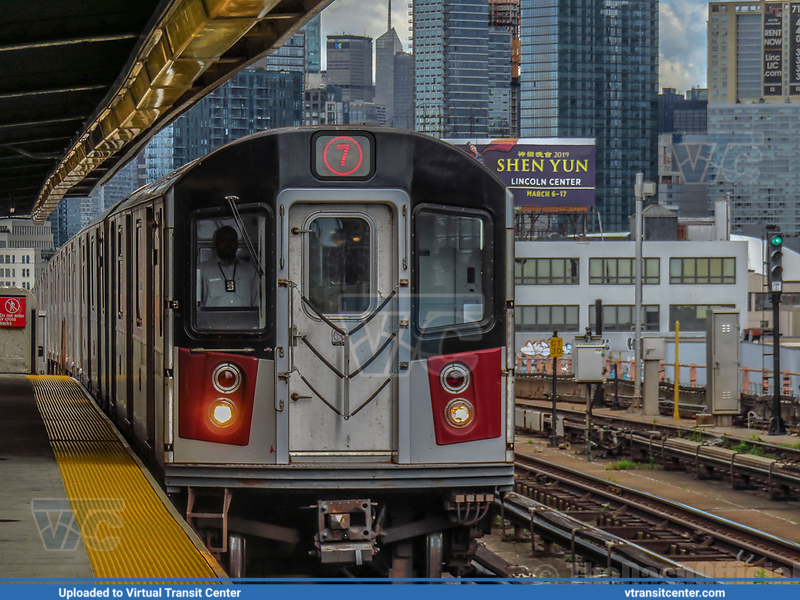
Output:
top-left (48, 198), bottom-right (82, 249)
top-left (393, 52), bottom-right (415, 129)
top-left (174, 33), bottom-right (305, 166)
top-left (326, 35), bottom-right (374, 102)
top-left (708, 103), bottom-right (800, 234)
top-left (376, 29), bottom-right (403, 126)
top-left (376, 1), bottom-right (416, 128)
top-left (102, 160), bottom-right (141, 211)
top-left (520, 0), bottom-right (658, 232)
top-left (413, 0), bottom-right (511, 138)
top-left (489, 0), bottom-right (520, 136)
top-left (657, 89), bottom-right (709, 217)
top-left (708, 1), bottom-right (800, 105)
top-left (303, 14), bottom-right (321, 74)
top-left (659, 88), bottom-right (708, 135)
top-left (488, 26), bottom-right (512, 136)
top-left (304, 85), bottom-right (347, 125)
top-left (142, 124), bottom-right (174, 184)
top-left (706, 1), bottom-right (800, 234)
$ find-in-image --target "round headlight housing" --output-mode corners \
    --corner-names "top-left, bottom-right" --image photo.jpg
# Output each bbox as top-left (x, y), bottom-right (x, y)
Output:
top-left (445, 398), bottom-right (474, 428)
top-left (209, 398), bottom-right (237, 428)
top-left (212, 362), bottom-right (242, 394)
top-left (440, 362), bottom-right (470, 394)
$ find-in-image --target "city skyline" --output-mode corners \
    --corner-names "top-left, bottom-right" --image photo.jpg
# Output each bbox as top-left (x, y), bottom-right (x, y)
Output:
top-left (319, 0), bottom-right (707, 94)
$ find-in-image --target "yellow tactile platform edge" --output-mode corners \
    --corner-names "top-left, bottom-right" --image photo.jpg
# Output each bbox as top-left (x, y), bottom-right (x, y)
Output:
top-left (27, 375), bottom-right (220, 580)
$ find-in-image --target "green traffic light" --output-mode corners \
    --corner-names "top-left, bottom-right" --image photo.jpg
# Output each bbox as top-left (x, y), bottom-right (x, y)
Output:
top-left (771, 234), bottom-right (783, 246)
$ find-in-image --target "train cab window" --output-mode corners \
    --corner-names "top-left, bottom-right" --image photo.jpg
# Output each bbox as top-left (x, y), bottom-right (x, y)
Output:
top-left (307, 217), bottom-right (371, 315)
top-left (192, 207), bottom-right (268, 332)
top-left (415, 207), bottom-right (492, 330)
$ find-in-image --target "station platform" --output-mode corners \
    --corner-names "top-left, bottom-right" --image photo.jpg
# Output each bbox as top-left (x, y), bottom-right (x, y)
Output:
top-left (0, 374), bottom-right (224, 579)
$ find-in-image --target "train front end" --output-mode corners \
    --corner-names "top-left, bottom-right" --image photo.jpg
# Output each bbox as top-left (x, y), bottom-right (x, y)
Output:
top-left (167, 127), bottom-right (514, 575)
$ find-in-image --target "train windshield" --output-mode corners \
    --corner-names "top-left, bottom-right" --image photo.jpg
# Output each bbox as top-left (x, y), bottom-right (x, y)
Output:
top-left (415, 207), bottom-right (492, 330)
top-left (307, 216), bottom-right (372, 315)
top-left (192, 206), bottom-right (269, 332)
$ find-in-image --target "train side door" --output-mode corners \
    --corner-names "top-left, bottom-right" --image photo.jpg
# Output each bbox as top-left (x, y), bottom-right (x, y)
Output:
top-left (283, 194), bottom-right (402, 461)
top-left (131, 206), bottom-right (152, 450)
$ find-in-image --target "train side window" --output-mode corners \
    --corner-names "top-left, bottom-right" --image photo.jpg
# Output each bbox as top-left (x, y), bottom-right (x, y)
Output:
top-left (414, 207), bottom-right (492, 330)
top-left (191, 206), bottom-right (269, 333)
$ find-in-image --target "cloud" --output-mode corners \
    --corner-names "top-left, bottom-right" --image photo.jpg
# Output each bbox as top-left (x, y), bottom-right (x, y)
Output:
top-left (319, 0), bottom-right (411, 69)
top-left (659, 0), bottom-right (708, 91)
top-left (316, 0), bottom-right (708, 92)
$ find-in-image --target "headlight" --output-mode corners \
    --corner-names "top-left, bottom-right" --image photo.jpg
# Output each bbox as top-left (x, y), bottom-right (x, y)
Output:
top-left (209, 399), bottom-right (236, 428)
top-left (440, 362), bottom-right (470, 394)
top-left (212, 362), bottom-right (242, 393)
top-left (445, 398), bottom-right (474, 428)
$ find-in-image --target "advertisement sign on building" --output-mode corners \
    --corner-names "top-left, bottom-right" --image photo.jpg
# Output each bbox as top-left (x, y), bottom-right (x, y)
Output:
top-left (764, 2), bottom-right (783, 96)
top-left (445, 138), bottom-right (596, 207)
top-left (0, 296), bottom-right (26, 327)
top-left (790, 3), bottom-right (800, 95)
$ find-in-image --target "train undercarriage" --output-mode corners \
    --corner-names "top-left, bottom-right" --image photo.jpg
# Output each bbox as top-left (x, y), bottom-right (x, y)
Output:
top-left (180, 487), bottom-right (496, 578)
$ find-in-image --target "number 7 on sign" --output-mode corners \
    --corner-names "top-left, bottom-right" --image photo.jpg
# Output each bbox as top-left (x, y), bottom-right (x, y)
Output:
top-left (336, 143), bottom-right (350, 167)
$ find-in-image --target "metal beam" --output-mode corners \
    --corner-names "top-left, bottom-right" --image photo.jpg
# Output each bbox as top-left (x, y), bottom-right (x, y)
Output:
top-left (0, 33), bottom-right (138, 53)
top-left (0, 84), bottom-right (108, 101)
top-left (0, 116), bottom-right (84, 130)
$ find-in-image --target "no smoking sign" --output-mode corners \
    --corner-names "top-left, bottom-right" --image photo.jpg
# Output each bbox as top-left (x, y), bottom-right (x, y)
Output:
top-left (0, 296), bottom-right (26, 327)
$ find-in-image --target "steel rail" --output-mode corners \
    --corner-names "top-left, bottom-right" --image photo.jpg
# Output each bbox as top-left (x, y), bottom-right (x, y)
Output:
top-left (497, 493), bottom-right (706, 580)
top-left (515, 452), bottom-right (800, 576)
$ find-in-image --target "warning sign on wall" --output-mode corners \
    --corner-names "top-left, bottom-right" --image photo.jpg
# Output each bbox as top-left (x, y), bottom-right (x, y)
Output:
top-left (0, 297), bottom-right (26, 327)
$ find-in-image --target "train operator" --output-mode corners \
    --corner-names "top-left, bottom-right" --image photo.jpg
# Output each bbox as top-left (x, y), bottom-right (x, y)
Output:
top-left (199, 225), bottom-right (259, 307)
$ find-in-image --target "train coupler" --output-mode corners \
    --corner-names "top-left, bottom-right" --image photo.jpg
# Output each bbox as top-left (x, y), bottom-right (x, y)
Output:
top-left (445, 492), bottom-right (494, 526)
top-left (313, 499), bottom-right (379, 565)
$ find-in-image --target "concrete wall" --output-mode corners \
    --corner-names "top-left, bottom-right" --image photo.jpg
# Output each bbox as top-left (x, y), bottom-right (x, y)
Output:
top-left (0, 287), bottom-right (38, 374)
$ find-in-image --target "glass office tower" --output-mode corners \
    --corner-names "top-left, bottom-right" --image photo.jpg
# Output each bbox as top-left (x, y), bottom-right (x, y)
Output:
top-left (520, 0), bottom-right (658, 231)
top-left (415, 0), bottom-right (510, 137)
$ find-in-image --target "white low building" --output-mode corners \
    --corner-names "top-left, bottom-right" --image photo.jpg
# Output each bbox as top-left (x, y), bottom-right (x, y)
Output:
top-left (0, 218), bottom-right (54, 290)
top-left (514, 238), bottom-right (749, 355)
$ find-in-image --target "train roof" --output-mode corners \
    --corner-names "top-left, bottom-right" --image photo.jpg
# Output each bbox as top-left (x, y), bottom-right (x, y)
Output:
top-left (88, 126), bottom-right (507, 225)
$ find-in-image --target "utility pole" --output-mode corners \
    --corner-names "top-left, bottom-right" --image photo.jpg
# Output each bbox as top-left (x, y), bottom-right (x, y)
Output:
top-left (633, 174), bottom-right (643, 412)
top-left (631, 173), bottom-right (655, 413)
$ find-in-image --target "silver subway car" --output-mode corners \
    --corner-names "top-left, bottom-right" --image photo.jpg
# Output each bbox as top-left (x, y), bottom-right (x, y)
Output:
top-left (37, 127), bottom-right (515, 577)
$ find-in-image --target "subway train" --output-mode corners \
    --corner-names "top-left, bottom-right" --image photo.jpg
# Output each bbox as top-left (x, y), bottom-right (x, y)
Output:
top-left (36, 127), bottom-right (515, 577)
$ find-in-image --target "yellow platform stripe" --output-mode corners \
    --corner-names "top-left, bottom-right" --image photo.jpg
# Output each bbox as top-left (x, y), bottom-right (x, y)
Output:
top-left (28, 375), bottom-right (220, 580)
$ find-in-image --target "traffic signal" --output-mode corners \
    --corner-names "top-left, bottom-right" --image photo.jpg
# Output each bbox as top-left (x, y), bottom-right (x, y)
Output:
top-left (768, 231), bottom-right (783, 292)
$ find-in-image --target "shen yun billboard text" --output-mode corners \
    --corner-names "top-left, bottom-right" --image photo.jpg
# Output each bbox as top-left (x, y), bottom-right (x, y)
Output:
top-left (446, 138), bottom-right (596, 207)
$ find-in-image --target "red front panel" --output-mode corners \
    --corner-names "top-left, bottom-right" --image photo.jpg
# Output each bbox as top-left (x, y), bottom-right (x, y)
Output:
top-left (426, 347), bottom-right (503, 445)
top-left (178, 349), bottom-right (258, 445)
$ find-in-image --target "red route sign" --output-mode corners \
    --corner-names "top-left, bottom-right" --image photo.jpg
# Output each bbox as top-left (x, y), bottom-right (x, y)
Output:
top-left (0, 296), bottom-right (26, 327)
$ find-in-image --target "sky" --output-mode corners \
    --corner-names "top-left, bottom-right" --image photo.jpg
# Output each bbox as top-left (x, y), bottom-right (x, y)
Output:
top-left (318, 0), bottom-right (708, 95)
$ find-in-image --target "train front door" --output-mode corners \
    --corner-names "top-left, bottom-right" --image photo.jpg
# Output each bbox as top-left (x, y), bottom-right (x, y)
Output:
top-left (282, 194), bottom-right (402, 461)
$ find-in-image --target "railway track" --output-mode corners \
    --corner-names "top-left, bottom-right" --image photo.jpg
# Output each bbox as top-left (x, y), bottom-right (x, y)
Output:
top-left (517, 398), bottom-right (800, 461)
top-left (509, 452), bottom-right (800, 578)
top-left (516, 400), bottom-right (800, 500)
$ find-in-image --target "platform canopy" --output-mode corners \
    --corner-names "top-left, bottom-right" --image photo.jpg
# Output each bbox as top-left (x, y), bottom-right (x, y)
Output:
top-left (0, 0), bottom-right (330, 223)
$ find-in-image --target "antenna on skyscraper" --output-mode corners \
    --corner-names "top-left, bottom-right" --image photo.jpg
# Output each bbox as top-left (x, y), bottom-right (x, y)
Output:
top-left (388, 0), bottom-right (392, 30)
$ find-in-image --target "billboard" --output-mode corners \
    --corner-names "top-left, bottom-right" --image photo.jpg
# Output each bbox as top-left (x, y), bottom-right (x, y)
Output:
top-left (445, 138), bottom-right (596, 207)
top-left (791, 3), bottom-right (800, 95)
top-left (764, 2), bottom-right (783, 96)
